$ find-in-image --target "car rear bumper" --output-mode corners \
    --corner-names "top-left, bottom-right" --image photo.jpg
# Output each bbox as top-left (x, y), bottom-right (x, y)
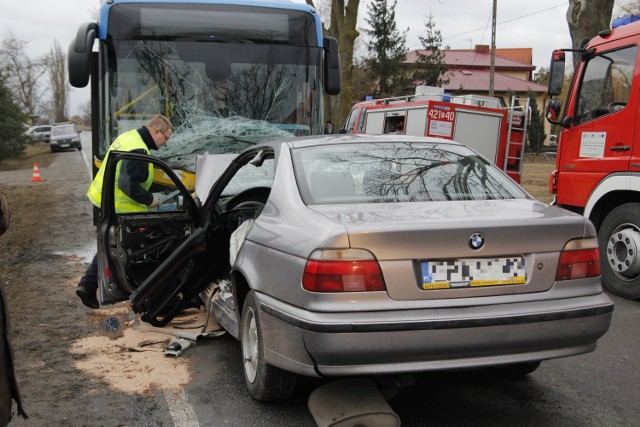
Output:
top-left (256, 292), bottom-right (614, 377)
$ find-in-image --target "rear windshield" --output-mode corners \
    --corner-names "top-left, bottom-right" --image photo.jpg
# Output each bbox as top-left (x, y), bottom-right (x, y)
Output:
top-left (52, 125), bottom-right (77, 136)
top-left (292, 142), bottom-right (527, 205)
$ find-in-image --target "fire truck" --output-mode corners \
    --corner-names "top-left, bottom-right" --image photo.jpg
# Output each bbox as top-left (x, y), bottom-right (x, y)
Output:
top-left (546, 15), bottom-right (640, 299)
top-left (342, 86), bottom-right (531, 183)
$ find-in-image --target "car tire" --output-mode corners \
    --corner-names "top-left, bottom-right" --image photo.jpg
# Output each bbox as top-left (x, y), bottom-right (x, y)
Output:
top-left (598, 203), bottom-right (640, 299)
top-left (241, 291), bottom-right (296, 401)
top-left (77, 146), bottom-right (82, 151)
top-left (492, 361), bottom-right (541, 379)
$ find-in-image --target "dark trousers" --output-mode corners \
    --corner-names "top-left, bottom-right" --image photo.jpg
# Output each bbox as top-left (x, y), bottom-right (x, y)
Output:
top-left (79, 254), bottom-right (99, 291)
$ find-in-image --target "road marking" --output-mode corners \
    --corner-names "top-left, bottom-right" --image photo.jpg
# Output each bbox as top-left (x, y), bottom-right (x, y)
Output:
top-left (164, 388), bottom-right (200, 427)
top-left (80, 131), bottom-right (93, 179)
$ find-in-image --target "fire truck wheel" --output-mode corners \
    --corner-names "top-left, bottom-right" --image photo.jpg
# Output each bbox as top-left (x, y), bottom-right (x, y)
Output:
top-left (598, 203), bottom-right (640, 300)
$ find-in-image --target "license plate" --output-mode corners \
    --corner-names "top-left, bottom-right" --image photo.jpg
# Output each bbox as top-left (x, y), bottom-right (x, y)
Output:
top-left (419, 257), bottom-right (526, 290)
top-left (61, 144), bottom-right (69, 147)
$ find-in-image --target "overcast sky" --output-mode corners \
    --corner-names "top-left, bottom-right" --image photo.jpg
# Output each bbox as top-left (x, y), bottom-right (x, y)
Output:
top-left (0, 0), bottom-right (615, 116)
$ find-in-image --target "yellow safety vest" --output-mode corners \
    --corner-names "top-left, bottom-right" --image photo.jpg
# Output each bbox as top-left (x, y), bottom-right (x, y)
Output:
top-left (87, 129), bottom-right (154, 213)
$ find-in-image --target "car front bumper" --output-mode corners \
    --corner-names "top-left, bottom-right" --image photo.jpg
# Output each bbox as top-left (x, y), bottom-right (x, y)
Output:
top-left (51, 139), bottom-right (80, 149)
top-left (255, 291), bottom-right (614, 377)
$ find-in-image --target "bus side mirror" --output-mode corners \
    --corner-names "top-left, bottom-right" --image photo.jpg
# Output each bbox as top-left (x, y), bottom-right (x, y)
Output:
top-left (548, 49), bottom-right (565, 96)
top-left (68, 22), bottom-right (98, 88)
top-left (323, 37), bottom-right (341, 95)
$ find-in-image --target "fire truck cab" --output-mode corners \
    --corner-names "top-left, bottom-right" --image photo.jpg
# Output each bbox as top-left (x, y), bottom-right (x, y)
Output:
top-left (546, 14), bottom-right (640, 299)
top-left (343, 86), bottom-right (530, 183)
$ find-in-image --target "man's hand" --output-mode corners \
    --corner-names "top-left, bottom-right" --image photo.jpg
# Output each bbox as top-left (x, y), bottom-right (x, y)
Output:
top-left (149, 198), bottom-right (160, 209)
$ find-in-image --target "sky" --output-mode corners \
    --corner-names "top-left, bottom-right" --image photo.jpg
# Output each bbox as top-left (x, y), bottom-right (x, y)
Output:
top-left (0, 0), bottom-right (618, 117)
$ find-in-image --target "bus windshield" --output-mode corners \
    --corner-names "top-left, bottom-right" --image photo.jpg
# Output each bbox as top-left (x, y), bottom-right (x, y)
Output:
top-left (100, 3), bottom-right (323, 173)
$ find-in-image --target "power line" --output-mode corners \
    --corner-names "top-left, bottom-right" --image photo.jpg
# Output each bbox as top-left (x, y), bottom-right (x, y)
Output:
top-left (443, 3), bottom-right (566, 41)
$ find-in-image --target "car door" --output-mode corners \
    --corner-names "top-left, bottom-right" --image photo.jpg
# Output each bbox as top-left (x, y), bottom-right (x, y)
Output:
top-left (96, 150), bottom-right (217, 326)
top-left (556, 44), bottom-right (638, 207)
top-left (97, 147), bottom-right (276, 326)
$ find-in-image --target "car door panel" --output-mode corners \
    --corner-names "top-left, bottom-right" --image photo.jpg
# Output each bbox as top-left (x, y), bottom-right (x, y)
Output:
top-left (97, 151), bottom-right (208, 324)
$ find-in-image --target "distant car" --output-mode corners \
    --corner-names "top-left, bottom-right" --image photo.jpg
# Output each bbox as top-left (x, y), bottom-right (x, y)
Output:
top-left (49, 123), bottom-right (81, 152)
top-left (95, 134), bottom-right (614, 401)
top-left (25, 125), bottom-right (52, 142)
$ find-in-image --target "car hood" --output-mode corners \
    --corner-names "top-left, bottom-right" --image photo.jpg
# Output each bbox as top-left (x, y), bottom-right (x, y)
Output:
top-left (308, 199), bottom-right (590, 261)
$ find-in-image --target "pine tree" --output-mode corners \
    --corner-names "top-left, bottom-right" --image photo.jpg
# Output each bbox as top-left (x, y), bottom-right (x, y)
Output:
top-left (363, 0), bottom-right (409, 98)
top-left (413, 12), bottom-right (449, 88)
top-left (0, 76), bottom-right (28, 161)
top-left (526, 90), bottom-right (547, 154)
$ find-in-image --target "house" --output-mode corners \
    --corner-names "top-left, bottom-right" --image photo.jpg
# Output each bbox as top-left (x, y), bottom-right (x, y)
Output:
top-left (404, 45), bottom-right (552, 145)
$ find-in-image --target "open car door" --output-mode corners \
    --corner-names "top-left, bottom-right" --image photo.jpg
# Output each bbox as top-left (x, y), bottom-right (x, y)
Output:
top-left (96, 151), bottom-right (221, 326)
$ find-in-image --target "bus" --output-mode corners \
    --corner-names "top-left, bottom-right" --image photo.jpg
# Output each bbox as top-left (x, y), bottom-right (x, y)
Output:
top-left (68, 0), bottom-right (340, 183)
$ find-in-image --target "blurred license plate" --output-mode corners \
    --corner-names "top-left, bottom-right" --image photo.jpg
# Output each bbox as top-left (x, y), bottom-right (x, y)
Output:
top-left (61, 144), bottom-right (69, 147)
top-left (420, 257), bottom-right (526, 290)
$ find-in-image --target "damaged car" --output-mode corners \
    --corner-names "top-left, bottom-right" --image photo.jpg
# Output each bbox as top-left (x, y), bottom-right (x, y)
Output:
top-left (95, 134), bottom-right (614, 401)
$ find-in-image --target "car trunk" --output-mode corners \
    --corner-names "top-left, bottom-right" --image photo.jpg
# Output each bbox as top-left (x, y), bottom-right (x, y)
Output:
top-left (310, 199), bottom-right (590, 300)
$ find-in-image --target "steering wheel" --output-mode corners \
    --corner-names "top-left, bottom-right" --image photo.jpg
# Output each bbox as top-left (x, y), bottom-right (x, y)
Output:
top-left (608, 102), bottom-right (627, 112)
top-left (225, 187), bottom-right (271, 211)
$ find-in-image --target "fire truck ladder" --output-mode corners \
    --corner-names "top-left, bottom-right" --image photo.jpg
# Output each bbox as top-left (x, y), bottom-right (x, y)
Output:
top-left (503, 95), bottom-right (530, 177)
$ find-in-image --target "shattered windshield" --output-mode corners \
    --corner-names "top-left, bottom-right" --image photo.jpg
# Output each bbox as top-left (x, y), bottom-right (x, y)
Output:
top-left (100, 39), bottom-right (322, 173)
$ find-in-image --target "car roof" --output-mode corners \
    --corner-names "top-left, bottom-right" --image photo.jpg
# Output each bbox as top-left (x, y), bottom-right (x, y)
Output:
top-left (283, 134), bottom-right (463, 149)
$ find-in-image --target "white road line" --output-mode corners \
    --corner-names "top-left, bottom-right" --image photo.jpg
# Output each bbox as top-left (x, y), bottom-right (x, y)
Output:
top-left (164, 388), bottom-right (201, 427)
top-left (80, 131), bottom-right (93, 179)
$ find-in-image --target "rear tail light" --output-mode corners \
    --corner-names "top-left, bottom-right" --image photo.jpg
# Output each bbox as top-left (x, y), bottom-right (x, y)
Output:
top-left (556, 237), bottom-right (600, 280)
top-left (302, 249), bottom-right (386, 292)
top-left (549, 169), bottom-right (558, 195)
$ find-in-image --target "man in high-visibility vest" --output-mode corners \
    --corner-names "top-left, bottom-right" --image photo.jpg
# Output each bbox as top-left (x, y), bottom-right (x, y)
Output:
top-left (76, 114), bottom-right (173, 309)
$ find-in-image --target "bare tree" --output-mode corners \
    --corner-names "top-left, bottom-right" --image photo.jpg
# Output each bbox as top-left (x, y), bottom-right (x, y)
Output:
top-left (307, 0), bottom-right (361, 127)
top-left (0, 33), bottom-right (48, 120)
top-left (617, 0), bottom-right (640, 14)
top-left (566, 0), bottom-right (615, 68)
top-left (46, 39), bottom-right (68, 123)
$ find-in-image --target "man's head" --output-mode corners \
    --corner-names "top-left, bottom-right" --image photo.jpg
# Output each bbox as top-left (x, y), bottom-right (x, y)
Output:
top-left (147, 115), bottom-right (174, 148)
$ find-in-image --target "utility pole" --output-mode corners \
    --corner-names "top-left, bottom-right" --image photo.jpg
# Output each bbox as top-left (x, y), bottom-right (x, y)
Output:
top-left (489, 0), bottom-right (497, 97)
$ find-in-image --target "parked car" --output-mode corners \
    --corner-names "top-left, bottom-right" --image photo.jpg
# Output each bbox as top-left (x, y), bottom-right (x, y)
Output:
top-left (49, 123), bottom-right (81, 152)
top-left (95, 135), bottom-right (614, 401)
top-left (25, 125), bottom-right (52, 142)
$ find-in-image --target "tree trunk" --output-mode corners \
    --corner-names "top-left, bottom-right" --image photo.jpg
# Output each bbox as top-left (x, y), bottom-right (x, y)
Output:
top-left (566, 0), bottom-right (614, 68)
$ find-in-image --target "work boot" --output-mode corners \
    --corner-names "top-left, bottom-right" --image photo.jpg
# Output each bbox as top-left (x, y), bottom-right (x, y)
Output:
top-left (76, 283), bottom-right (99, 309)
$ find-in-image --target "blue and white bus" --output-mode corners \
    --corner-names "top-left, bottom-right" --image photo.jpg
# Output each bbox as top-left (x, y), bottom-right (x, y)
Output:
top-left (68, 0), bottom-right (340, 177)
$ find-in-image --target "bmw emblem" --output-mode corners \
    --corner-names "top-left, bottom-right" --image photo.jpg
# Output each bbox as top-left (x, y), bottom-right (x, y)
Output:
top-left (469, 233), bottom-right (484, 250)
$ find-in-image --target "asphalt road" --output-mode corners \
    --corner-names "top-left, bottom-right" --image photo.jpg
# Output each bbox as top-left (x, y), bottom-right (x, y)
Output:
top-left (75, 132), bottom-right (639, 426)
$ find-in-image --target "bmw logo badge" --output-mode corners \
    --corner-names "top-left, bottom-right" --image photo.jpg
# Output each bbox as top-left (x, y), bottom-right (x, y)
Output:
top-left (469, 233), bottom-right (484, 250)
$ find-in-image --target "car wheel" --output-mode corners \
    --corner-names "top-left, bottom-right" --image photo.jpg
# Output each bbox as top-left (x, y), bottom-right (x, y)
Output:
top-left (492, 361), bottom-right (541, 379)
top-left (77, 146), bottom-right (82, 151)
top-left (599, 203), bottom-right (640, 299)
top-left (241, 291), bottom-right (296, 401)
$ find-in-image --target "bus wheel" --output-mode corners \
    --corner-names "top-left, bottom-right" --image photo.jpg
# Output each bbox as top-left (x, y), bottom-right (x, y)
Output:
top-left (599, 203), bottom-right (640, 299)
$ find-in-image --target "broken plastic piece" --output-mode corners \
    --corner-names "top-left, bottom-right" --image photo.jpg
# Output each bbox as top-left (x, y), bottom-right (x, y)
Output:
top-left (163, 338), bottom-right (194, 357)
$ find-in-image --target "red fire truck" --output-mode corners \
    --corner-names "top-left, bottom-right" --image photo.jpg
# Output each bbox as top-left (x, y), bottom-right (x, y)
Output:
top-left (342, 88), bottom-right (530, 183)
top-left (546, 15), bottom-right (640, 299)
